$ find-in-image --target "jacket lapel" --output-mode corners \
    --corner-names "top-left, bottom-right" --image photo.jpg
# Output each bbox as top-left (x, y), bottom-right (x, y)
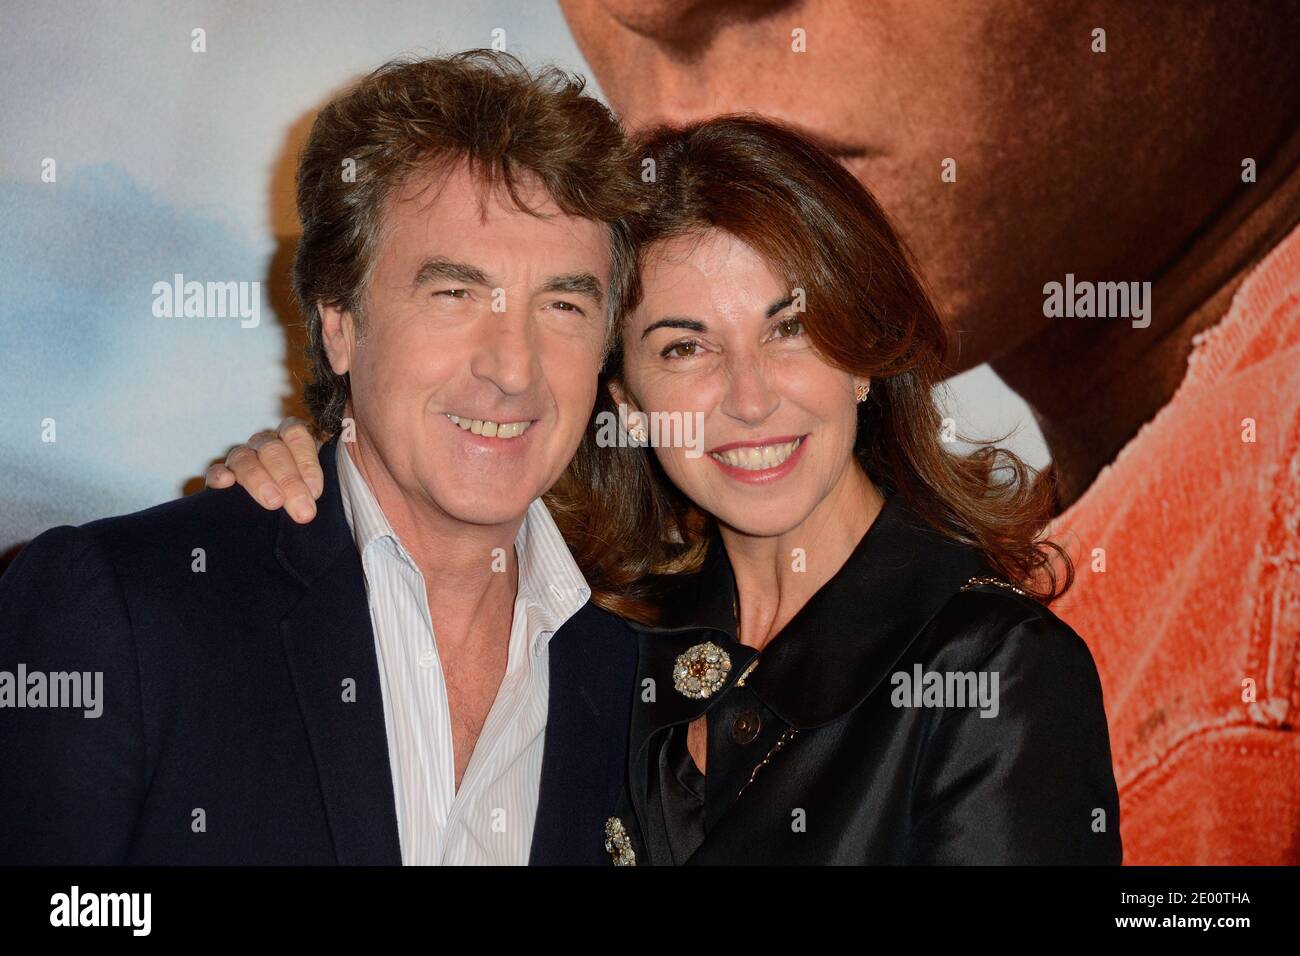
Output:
top-left (529, 602), bottom-right (638, 865)
top-left (276, 437), bottom-right (402, 865)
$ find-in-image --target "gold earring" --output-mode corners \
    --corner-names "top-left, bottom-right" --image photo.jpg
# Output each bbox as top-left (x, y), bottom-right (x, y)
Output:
top-left (855, 381), bottom-right (871, 403)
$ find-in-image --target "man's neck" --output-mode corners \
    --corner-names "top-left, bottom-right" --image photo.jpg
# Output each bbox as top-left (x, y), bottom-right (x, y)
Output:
top-left (344, 437), bottom-right (522, 648)
top-left (992, 129), bottom-right (1300, 512)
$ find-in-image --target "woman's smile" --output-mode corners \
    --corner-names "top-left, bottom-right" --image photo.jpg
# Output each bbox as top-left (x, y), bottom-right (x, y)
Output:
top-left (706, 433), bottom-right (808, 484)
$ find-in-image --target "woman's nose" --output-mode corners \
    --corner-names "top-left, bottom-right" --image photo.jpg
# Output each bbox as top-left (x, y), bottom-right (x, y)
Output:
top-left (719, 357), bottom-right (780, 425)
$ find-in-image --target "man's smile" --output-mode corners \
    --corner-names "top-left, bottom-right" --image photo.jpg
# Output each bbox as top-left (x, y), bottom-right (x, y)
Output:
top-left (443, 412), bottom-right (535, 440)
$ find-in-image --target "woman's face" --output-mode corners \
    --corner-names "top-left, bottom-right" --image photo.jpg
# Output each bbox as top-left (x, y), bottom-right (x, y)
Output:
top-left (613, 229), bottom-right (868, 538)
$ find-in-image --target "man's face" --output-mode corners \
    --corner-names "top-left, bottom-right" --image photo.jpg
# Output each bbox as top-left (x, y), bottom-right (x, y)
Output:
top-left (562, 0), bottom-right (1281, 370)
top-left (320, 162), bottom-right (610, 528)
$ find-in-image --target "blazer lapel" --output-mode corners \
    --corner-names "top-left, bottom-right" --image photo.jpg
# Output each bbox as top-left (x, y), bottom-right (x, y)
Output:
top-left (529, 602), bottom-right (638, 865)
top-left (276, 437), bottom-right (402, 865)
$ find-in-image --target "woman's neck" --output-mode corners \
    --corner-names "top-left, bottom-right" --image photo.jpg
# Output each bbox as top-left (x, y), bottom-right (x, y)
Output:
top-left (719, 460), bottom-right (884, 651)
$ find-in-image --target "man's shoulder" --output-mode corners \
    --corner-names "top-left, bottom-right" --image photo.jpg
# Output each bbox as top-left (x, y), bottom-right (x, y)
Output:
top-left (557, 600), bottom-right (639, 648)
top-left (551, 600), bottom-right (640, 679)
top-left (564, 598), bottom-right (634, 629)
top-left (89, 485), bottom-right (280, 564)
top-left (11, 485), bottom-right (284, 590)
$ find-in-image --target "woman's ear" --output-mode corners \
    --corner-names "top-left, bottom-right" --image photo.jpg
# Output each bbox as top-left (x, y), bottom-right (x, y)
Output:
top-left (607, 378), bottom-right (629, 408)
top-left (607, 378), bottom-right (650, 444)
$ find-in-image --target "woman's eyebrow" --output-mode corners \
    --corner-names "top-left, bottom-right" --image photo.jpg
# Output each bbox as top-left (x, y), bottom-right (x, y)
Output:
top-left (641, 317), bottom-right (707, 339)
top-left (766, 296), bottom-right (794, 318)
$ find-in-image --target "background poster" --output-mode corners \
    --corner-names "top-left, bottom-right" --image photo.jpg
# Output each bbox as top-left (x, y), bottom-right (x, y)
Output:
top-left (0, 0), bottom-right (1040, 559)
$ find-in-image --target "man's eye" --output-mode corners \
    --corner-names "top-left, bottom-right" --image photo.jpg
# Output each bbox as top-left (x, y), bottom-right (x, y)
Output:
top-left (661, 340), bottom-right (700, 359)
top-left (436, 288), bottom-right (470, 299)
top-left (548, 300), bottom-right (585, 315)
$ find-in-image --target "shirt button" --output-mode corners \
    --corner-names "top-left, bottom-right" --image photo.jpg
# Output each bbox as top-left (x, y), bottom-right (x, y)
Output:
top-left (731, 710), bottom-right (761, 745)
top-left (417, 649), bottom-right (436, 669)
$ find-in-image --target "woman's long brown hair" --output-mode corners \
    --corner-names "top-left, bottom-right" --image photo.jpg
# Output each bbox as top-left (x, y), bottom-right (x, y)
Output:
top-left (545, 115), bottom-right (1071, 625)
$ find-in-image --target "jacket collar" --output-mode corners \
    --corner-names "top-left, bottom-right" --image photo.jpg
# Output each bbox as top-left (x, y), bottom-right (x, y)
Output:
top-left (274, 434), bottom-right (404, 864)
top-left (274, 434), bottom-right (355, 591)
top-left (628, 491), bottom-right (991, 730)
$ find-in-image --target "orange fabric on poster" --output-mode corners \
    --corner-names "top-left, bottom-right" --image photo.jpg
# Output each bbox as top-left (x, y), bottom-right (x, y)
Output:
top-left (1050, 223), bottom-right (1300, 865)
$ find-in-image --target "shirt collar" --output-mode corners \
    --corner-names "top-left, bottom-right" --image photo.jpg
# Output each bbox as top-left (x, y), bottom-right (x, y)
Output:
top-left (627, 491), bottom-right (992, 729)
top-left (514, 496), bottom-right (592, 644)
top-left (335, 439), bottom-right (403, 561)
top-left (335, 440), bottom-right (591, 655)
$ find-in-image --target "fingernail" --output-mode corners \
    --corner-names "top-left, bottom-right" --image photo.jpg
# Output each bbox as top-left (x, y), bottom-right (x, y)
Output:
top-left (290, 498), bottom-right (316, 522)
top-left (307, 478), bottom-right (323, 498)
top-left (260, 484), bottom-right (284, 507)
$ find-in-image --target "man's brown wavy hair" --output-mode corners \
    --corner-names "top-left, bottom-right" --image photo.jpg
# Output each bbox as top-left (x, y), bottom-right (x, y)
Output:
top-left (546, 115), bottom-right (1072, 624)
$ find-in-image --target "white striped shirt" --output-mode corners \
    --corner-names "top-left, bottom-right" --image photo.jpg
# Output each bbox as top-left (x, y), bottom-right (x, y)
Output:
top-left (335, 440), bottom-right (590, 865)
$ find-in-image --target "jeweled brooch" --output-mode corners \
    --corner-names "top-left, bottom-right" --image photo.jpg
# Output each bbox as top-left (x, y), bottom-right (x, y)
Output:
top-left (673, 641), bottom-right (731, 700)
top-left (604, 816), bottom-right (636, 866)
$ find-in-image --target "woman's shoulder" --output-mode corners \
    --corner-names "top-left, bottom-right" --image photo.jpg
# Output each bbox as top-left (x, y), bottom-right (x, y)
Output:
top-left (914, 578), bottom-right (1101, 686)
top-left (897, 577), bottom-right (1122, 865)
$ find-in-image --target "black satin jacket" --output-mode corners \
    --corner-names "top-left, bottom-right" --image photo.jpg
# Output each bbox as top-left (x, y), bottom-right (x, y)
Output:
top-left (603, 492), bottom-right (1122, 865)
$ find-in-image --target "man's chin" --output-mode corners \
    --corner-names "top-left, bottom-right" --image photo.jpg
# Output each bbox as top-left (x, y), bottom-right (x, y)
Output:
top-left (430, 485), bottom-right (545, 529)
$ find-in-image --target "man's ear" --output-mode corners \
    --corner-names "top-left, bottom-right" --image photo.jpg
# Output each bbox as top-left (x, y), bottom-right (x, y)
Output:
top-left (319, 301), bottom-right (357, 376)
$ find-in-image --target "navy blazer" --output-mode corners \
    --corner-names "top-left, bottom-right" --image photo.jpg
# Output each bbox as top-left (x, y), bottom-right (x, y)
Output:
top-left (0, 438), bottom-right (637, 865)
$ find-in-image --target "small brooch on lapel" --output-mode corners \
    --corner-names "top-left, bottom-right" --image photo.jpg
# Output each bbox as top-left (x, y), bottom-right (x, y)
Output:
top-left (673, 641), bottom-right (731, 700)
top-left (604, 817), bottom-right (636, 866)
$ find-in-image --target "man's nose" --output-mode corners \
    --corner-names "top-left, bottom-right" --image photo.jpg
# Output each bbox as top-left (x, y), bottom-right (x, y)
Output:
top-left (469, 311), bottom-right (538, 396)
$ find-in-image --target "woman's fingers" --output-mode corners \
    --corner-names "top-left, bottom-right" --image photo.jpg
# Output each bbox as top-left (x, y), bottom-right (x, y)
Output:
top-left (277, 418), bottom-right (324, 500)
top-left (245, 430), bottom-right (317, 523)
top-left (208, 420), bottom-right (323, 523)
top-left (204, 462), bottom-right (236, 488)
top-left (223, 433), bottom-right (289, 513)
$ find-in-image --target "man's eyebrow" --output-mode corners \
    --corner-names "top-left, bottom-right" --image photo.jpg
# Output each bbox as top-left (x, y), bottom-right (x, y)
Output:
top-left (539, 272), bottom-right (604, 308)
top-left (641, 317), bottom-right (707, 339)
top-left (766, 296), bottom-right (795, 319)
top-left (411, 256), bottom-right (491, 290)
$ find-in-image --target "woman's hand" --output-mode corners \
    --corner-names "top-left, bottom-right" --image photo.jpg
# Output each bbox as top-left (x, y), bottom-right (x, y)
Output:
top-left (204, 417), bottom-right (325, 523)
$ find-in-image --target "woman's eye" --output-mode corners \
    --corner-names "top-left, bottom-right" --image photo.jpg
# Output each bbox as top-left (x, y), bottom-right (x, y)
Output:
top-left (661, 340), bottom-right (700, 359)
top-left (774, 317), bottom-right (804, 338)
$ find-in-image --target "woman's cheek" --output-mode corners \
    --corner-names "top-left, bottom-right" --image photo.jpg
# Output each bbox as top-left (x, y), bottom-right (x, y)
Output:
top-left (660, 444), bottom-right (714, 507)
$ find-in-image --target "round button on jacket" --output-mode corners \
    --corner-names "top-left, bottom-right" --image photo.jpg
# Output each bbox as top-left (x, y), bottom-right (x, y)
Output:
top-left (731, 710), bottom-right (762, 745)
